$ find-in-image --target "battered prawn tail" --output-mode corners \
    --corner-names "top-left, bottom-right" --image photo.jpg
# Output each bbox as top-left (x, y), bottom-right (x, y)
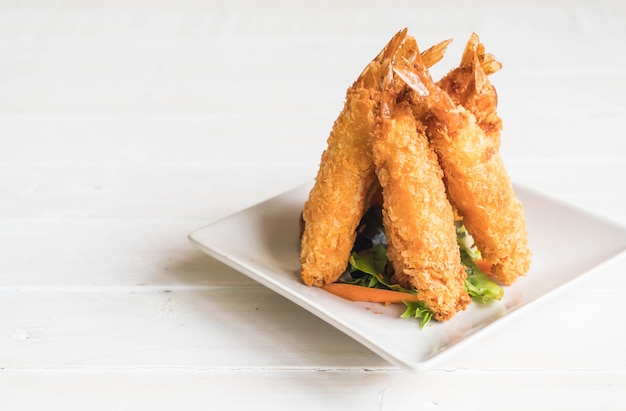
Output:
top-left (421, 38), bottom-right (453, 69)
top-left (352, 32), bottom-right (414, 212)
top-left (379, 58), bottom-right (397, 120)
top-left (438, 33), bottom-right (502, 141)
top-left (393, 54), bottom-right (462, 128)
top-left (466, 34), bottom-right (502, 139)
top-left (392, 55), bottom-right (434, 99)
top-left (364, 36), bottom-right (450, 211)
top-left (474, 37), bottom-right (502, 76)
top-left (358, 28), bottom-right (408, 90)
top-left (457, 33), bottom-right (501, 83)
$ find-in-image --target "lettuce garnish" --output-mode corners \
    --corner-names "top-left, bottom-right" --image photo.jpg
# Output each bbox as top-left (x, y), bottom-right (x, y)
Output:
top-left (456, 223), bottom-right (504, 304)
top-left (347, 245), bottom-right (412, 293)
top-left (401, 301), bottom-right (433, 326)
top-left (339, 206), bottom-right (504, 328)
top-left (345, 246), bottom-right (432, 329)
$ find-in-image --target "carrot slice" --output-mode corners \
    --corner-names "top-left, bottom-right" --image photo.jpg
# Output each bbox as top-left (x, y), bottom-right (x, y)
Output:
top-left (321, 283), bottom-right (420, 304)
top-left (475, 259), bottom-right (492, 274)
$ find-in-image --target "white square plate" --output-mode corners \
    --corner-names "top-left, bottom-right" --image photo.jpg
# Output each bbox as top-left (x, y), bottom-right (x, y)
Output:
top-left (189, 182), bottom-right (626, 369)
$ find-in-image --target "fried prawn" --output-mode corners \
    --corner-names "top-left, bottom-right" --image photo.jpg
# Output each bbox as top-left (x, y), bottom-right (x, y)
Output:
top-left (362, 35), bottom-right (453, 210)
top-left (373, 80), bottom-right (470, 321)
top-left (394, 56), bottom-right (531, 285)
top-left (300, 29), bottom-right (408, 286)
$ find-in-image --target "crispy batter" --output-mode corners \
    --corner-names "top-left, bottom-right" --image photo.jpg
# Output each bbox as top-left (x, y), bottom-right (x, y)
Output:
top-left (433, 34), bottom-right (531, 285)
top-left (437, 33), bottom-right (503, 143)
top-left (300, 87), bottom-right (380, 286)
top-left (436, 113), bottom-right (530, 285)
top-left (373, 99), bottom-right (470, 321)
top-left (395, 55), bottom-right (531, 285)
top-left (300, 29), bottom-right (408, 286)
top-left (361, 35), bottom-right (453, 211)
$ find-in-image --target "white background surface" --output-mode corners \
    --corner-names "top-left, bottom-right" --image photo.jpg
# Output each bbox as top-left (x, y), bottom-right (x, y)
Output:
top-left (1, 0), bottom-right (625, 409)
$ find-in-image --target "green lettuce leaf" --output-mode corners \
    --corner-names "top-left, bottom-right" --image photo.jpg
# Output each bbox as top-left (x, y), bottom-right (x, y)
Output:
top-left (456, 222), bottom-right (504, 303)
top-left (465, 271), bottom-right (504, 303)
top-left (347, 245), bottom-right (416, 293)
top-left (401, 301), bottom-right (433, 329)
top-left (347, 245), bottom-right (433, 328)
top-left (348, 244), bottom-right (387, 277)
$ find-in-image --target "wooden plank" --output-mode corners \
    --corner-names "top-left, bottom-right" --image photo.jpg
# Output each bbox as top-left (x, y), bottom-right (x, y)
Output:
top-left (0, 219), bottom-right (257, 287)
top-left (0, 287), bottom-right (389, 370)
top-left (0, 368), bottom-right (624, 411)
top-left (0, 261), bottom-right (624, 371)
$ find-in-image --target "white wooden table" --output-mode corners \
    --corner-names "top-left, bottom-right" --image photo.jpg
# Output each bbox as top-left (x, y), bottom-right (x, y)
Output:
top-left (1, 1), bottom-right (625, 409)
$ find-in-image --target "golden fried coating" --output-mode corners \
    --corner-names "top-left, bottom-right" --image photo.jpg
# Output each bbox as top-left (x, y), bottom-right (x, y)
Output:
top-left (437, 33), bottom-right (503, 142)
top-left (432, 111), bottom-right (530, 285)
top-left (395, 56), bottom-right (531, 285)
top-left (300, 87), bottom-right (380, 286)
top-left (432, 35), bottom-right (531, 284)
top-left (373, 100), bottom-right (470, 320)
top-left (300, 29), bottom-right (408, 286)
top-left (360, 35), bottom-right (453, 211)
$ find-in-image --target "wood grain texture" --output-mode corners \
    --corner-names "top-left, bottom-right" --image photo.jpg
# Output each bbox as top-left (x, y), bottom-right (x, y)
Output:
top-left (1, 0), bottom-right (625, 409)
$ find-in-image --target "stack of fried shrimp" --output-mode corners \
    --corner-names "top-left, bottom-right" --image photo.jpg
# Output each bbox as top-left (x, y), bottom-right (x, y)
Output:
top-left (300, 29), bottom-right (531, 322)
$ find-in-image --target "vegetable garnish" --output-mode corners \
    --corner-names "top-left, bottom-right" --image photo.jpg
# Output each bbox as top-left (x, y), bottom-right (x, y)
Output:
top-left (456, 222), bottom-right (504, 304)
top-left (342, 246), bottom-right (433, 329)
top-left (322, 205), bottom-right (504, 328)
top-left (401, 301), bottom-right (434, 327)
top-left (345, 244), bottom-right (413, 293)
top-left (321, 283), bottom-right (421, 304)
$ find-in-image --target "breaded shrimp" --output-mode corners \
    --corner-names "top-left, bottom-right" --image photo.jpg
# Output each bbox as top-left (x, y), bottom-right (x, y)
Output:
top-left (394, 55), bottom-right (531, 285)
top-left (371, 70), bottom-right (470, 321)
top-left (300, 28), bottom-right (408, 286)
top-left (300, 31), bottom-right (453, 287)
top-left (362, 36), bottom-right (453, 211)
top-left (437, 33), bottom-right (503, 142)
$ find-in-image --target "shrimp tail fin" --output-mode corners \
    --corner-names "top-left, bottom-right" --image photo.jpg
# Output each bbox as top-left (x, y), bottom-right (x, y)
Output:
top-left (358, 28), bottom-right (408, 89)
top-left (392, 56), bottom-right (432, 97)
top-left (421, 38), bottom-right (453, 68)
top-left (380, 27), bottom-right (409, 63)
